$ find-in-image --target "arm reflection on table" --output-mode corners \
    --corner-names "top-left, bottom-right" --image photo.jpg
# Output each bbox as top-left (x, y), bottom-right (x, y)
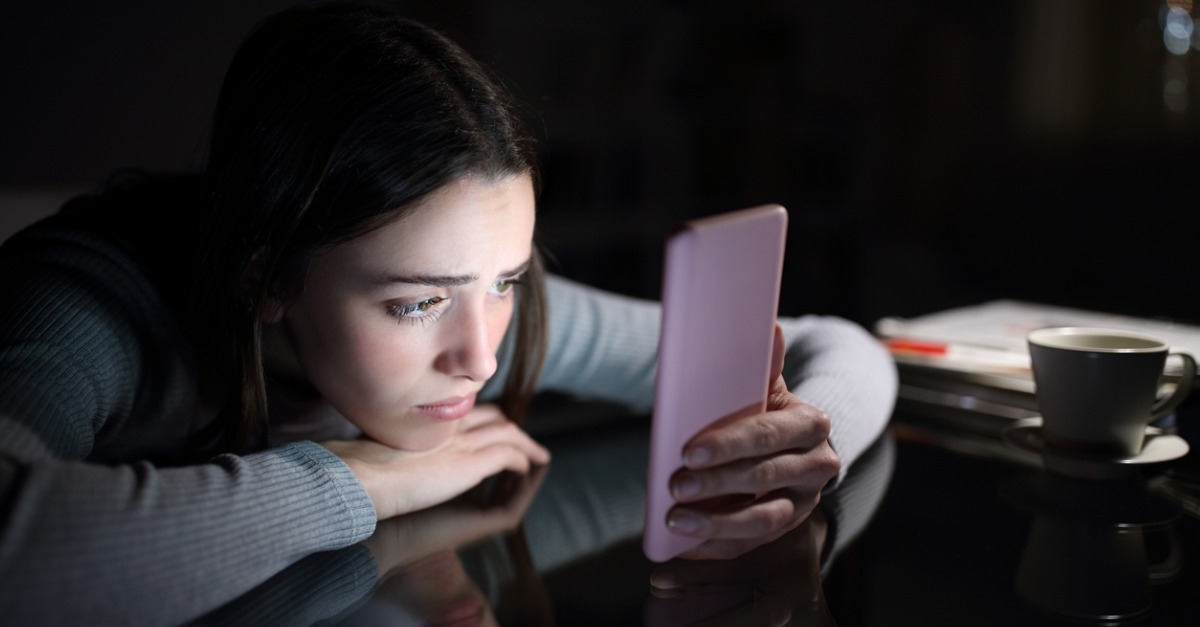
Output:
top-left (188, 468), bottom-right (549, 627)
top-left (341, 467), bottom-right (552, 627)
top-left (189, 416), bottom-right (895, 626)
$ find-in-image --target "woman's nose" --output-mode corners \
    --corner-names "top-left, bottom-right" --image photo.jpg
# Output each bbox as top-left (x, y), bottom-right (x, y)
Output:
top-left (434, 302), bottom-right (498, 381)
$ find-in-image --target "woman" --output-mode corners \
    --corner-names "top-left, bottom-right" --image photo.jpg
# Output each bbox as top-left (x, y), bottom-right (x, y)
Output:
top-left (0, 2), bottom-right (896, 624)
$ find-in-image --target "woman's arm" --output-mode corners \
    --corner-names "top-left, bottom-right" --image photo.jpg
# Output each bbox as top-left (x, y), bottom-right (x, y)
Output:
top-left (521, 273), bottom-right (897, 480)
top-left (510, 273), bottom-right (896, 559)
top-left (0, 435), bottom-right (375, 625)
top-left (0, 219), bottom-right (377, 625)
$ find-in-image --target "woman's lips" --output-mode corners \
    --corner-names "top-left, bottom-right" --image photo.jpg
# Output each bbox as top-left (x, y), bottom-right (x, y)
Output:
top-left (414, 393), bottom-right (476, 421)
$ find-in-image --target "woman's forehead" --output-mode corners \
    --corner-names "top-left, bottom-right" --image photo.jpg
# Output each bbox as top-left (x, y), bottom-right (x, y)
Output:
top-left (317, 174), bottom-right (536, 272)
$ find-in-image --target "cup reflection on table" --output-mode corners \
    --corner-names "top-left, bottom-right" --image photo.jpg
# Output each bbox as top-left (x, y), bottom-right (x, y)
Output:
top-left (1016, 516), bottom-right (1181, 622)
top-left (1006, 472), bottom-right (1183, 623)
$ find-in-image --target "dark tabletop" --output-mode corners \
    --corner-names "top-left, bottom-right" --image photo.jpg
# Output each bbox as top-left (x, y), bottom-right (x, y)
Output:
top-left (826, 393), bottom-right (1200, 627)
top-left (190, 396), bottom-right (1200, 626)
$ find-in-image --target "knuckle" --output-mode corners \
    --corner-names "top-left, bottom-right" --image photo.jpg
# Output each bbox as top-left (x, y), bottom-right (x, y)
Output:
top-left (752, 416), bottom-right (785, 451)
top-left (821, 446), bottom-right (842, 476)
top-left (810, 409), bottom-right (832, 437)
top-left (750, 458), bottom-right (782, 488)
top-left (760, 500), bottom-right (795, 534)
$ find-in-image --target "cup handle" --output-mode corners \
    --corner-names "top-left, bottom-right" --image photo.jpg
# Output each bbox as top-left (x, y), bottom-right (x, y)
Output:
top-left (1146, 526), bottom-right (1184, 583)
top-left (1150, 351), bottom-right (1197, 420)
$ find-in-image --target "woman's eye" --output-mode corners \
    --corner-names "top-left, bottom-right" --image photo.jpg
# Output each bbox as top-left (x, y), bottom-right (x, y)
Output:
top-left (490, 277), bottom-right (524, 296)
top-left (389, 297), bottom-right (446, 323)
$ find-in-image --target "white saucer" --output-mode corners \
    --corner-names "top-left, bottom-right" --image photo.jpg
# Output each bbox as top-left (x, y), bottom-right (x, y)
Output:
top-left (1001, 418), bottom-right (1190, 480)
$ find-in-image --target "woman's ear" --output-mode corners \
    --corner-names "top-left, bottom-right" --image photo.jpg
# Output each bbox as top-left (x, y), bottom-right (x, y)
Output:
top-left (243, 250), bottom-right (286, 324)
top-left (259, 297), bottom-right (285, 324)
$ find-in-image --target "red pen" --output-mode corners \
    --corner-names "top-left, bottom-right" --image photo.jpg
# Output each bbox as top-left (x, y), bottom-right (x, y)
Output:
top-left (884, 337), bottom-right (1031, 371)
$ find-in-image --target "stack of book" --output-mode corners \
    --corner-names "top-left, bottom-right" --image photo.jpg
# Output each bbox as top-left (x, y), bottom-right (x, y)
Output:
top-left (874, 300), bottom-right (1200, 456)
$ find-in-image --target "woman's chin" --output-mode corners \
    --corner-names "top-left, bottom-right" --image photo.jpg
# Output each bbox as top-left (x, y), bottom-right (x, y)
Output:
top-left (373, 423), bottom-right (457, 453)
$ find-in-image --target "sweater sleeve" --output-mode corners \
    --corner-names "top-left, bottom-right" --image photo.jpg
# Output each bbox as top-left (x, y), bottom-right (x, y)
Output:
top-left (526, 274), bottom-right (898, 483)
top-left (0, 219), bottom-right (376, 625)
top-left (0, 437), bottom-right (376, 625)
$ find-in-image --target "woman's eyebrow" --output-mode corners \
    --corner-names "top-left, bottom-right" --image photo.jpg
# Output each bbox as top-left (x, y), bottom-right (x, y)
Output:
top-left (500, 260), bottom-right (531, 278)
top-left (375, 273), bottom-right (478, 288)
top-left (372, 258), bottom-right (531, 288)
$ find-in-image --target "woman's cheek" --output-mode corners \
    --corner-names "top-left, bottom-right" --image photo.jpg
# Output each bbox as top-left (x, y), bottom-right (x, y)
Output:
top-left (488, 300), bottom-right (516, 352)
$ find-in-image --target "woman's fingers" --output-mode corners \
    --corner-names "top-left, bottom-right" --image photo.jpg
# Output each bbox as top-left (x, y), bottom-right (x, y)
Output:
top-left (455, 410), bottom-right (551, 466)
top-left (673, 397), bottom-right (838, 504)
top-left (323, 405), bottom-right (549, 519)
top-left (671, 448), bottom-right (838, 503)
top-left (683, 396), bottom-right (831, 472)
top-left (667, 488), bottom-right (817, 540)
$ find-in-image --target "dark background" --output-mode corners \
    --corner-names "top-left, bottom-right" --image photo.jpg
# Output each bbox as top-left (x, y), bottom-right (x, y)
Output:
top-left (2, 0), bottom-right (1197, 328)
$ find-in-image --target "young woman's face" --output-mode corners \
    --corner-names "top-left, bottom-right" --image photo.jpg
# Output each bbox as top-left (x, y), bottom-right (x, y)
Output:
top-left (268, 174), bottom-right (536, 451)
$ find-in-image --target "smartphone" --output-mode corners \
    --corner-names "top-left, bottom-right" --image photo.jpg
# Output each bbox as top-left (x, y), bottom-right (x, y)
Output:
top-left (643, 205), bottom-right (788, 563)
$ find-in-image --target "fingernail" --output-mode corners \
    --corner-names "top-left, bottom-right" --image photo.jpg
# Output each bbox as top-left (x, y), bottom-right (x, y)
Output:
top-left (668, 512), bottom-right (701, 534)
top-left (649, 570), bottom-right (679, 589)
top-left (671, 475), bottom-right (700, 499)
top-left (684, 446), bottom-right (711, 468)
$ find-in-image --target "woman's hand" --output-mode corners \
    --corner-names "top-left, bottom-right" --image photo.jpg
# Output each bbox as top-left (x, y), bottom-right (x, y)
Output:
top-left (321, 403), bottom-right (550, 520)
top-left (667, 324), bottom-right (841, 560)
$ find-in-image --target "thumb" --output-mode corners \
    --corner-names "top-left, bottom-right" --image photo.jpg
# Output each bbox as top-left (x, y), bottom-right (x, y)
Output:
top-left (766, 323), bottom-right (794, 406)
top-left (769, 322), bottom-right (785, 382)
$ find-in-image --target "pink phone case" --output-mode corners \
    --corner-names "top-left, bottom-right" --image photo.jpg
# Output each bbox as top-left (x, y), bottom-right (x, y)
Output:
top-left (643, 205), bottom-right (788, 562)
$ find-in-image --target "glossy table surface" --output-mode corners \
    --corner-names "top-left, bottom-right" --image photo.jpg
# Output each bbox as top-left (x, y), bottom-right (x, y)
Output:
top-left (829, 418), bottom-right (1200, 626)
top-left (189, 397), bottom-right (1200, 626)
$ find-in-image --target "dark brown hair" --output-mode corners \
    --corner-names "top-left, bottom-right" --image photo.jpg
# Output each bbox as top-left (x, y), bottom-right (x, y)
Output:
top-left (190, 1), bottom-right (546, 451)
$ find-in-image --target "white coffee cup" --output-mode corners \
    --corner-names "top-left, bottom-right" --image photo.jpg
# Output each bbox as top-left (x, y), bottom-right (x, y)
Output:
top-left (1027, 327), bottom-right (1197, 457)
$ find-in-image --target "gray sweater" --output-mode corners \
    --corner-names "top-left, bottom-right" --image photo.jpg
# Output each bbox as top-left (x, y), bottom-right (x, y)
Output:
top-left (0, 209), bottom-right (896, 625)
